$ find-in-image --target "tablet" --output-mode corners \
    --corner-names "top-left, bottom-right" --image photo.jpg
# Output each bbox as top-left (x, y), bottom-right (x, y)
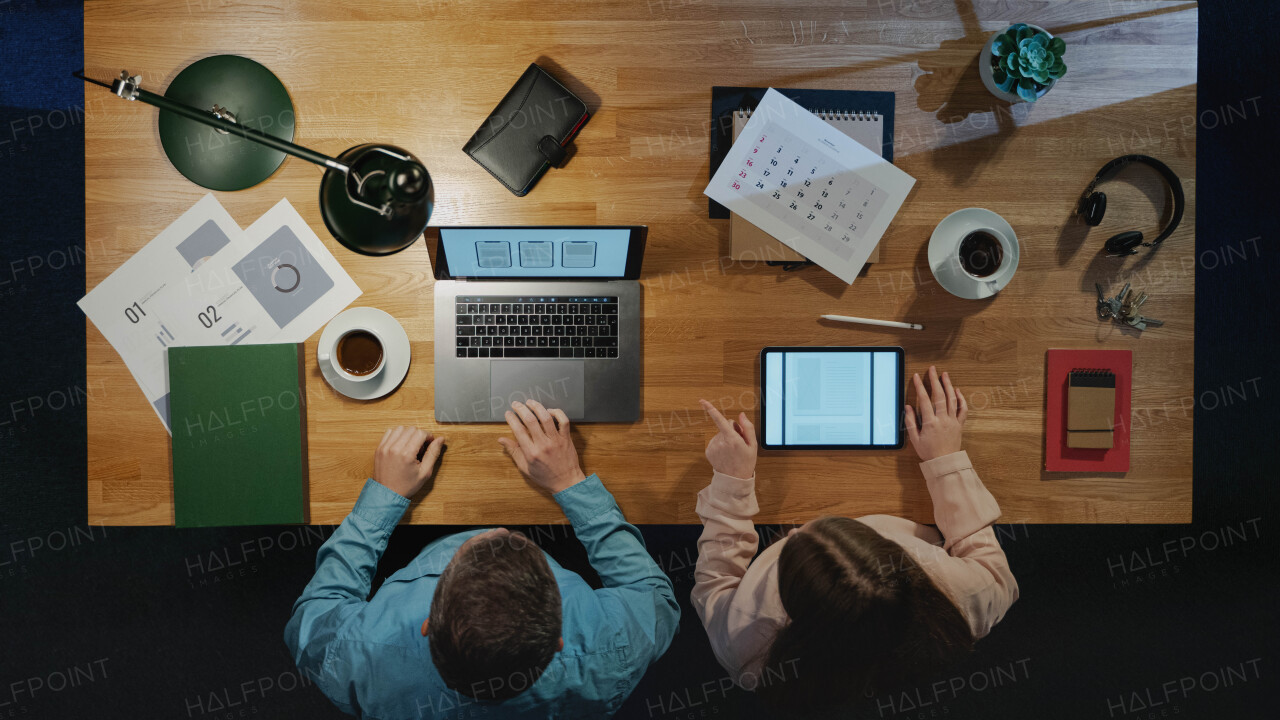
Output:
top-left (760, 346), bottom-right (905, 450)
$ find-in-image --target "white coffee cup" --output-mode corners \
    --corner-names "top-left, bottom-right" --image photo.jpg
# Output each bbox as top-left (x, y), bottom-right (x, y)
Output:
top-left (319, 326), bottom-right (386, 383)
top-left (929, 208), bottom-right (1020, 300)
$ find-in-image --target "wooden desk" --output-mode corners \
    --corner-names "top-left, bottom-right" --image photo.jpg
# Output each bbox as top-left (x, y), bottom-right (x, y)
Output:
top-left (85, 0), bottom-right (1197, 525)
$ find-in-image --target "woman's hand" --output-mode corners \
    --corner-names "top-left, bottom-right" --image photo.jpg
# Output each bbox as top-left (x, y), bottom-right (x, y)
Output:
top-left (701, 400), bottom-right (757, 479)
top-left (905, 365), bottom-right (967, 462)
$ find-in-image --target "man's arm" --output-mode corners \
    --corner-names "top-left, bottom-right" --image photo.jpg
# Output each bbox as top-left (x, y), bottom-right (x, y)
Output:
top-left (555, 476), bottom-right (680, 667)
top-left (499, 400), bottom-right (680, 686)
top-left (283, 426), bottom-right (444, 707)
top-left (283, 478), bottom-right (409, 692)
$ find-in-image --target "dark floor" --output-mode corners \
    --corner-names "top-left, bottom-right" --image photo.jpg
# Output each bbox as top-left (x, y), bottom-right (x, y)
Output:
top-left (3, 2), bottom-right (1277, 718)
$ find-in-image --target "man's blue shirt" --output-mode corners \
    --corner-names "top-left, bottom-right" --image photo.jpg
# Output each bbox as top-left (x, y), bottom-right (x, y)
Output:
top-left (284, 475), bottom-right (679, 719)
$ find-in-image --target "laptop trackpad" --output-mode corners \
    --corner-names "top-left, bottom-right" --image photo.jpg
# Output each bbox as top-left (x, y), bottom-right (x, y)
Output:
top-left (490, 361), bottom-right (586, 420)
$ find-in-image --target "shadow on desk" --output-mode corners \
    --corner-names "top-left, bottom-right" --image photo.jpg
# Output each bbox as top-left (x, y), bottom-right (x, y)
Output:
top-left (897, 239), bottom-right (995, 357)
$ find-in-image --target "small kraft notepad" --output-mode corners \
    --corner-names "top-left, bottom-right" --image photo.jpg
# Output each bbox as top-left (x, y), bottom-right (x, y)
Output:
top-left (705, 88), bottom-right (915, 284)
top-left (169, 343), bottom-right (307, 527)
top-left (1067, 369), bottom-right (1116, 449)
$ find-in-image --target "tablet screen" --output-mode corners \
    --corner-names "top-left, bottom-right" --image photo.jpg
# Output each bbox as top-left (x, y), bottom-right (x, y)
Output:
top-left (761, 347), bottom-right (904, 449)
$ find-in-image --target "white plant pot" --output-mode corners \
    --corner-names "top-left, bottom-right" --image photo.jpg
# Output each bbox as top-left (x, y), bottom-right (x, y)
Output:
top-left (979, 23), bottom-right (1057, 103)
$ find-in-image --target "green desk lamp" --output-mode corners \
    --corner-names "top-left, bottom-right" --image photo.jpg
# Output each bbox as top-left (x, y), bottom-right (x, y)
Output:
top-left (76, 55), bottom-right (431, 255)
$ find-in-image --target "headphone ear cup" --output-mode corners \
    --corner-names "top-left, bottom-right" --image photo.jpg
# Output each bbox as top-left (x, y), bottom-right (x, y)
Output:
top-left (1104, 230), bottom-right (1144, 255)
top-left (1080, 192), bottom-right (1107, 226)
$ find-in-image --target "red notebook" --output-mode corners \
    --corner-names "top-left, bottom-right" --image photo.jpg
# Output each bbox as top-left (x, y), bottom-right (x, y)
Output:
top-left (1045, 349), bottom-right (1132, 472)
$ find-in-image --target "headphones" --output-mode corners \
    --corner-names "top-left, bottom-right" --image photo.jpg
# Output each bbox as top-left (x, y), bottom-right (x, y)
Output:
top-left (1078, 154), bottom-right (1185, 257)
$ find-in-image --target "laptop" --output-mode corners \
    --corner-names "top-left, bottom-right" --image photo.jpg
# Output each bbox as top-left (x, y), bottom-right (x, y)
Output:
top-left (426, 226), bottom-right (646, 422)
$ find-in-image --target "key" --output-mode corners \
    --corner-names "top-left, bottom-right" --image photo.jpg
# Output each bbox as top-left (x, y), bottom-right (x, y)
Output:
top-left (1119, 290), bottom-right (1148, 322)
top-left (503, 347), bottom-right (559, 358)
top-left (1120, 288), bottom-right (1162, 330)
top-left (1101, 283), bottom-right (1129, 320)
top-left (1107, 283), bottom-right (1130, 319)
top-left (1095, 283), bottom-right (1113, 319)
top-left (1125, 314), bottom-right (1163, 331)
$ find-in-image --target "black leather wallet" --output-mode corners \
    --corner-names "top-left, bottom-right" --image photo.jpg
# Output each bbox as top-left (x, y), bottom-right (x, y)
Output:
top-left (462, 63), bottom-right (591, 197)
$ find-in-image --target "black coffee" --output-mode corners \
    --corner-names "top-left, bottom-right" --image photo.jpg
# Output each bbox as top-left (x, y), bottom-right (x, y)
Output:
top-left (958, 231), bottom-right (1004, 278)
top-left (337, 330), bottom-right (383, 376)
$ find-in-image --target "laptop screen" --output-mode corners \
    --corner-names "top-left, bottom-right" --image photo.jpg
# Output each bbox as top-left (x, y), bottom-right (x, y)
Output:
top-left (428, 226), bottom-right (646, 280)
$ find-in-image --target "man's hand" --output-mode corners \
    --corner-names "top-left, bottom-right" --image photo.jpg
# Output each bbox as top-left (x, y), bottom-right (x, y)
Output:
top-left (905, 366), bottom-right (967, 462)
top-left (498, 400), bottom-right (587, 494)
top-left (373, 426), bottom-right (446, 499)
top-left (701, 399), bottom-right (757, 479)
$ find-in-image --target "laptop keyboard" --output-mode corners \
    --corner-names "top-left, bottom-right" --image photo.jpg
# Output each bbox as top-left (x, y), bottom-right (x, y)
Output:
top-left (454, 296), bottom-right (620, 359)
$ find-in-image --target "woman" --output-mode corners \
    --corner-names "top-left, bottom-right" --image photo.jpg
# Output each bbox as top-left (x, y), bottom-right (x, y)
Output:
top-left (692, 366), bottom-right (1018, 714)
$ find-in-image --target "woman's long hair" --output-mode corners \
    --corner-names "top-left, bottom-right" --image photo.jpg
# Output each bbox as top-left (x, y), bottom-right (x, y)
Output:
top-left (756, 516), bottom-right (974, 715)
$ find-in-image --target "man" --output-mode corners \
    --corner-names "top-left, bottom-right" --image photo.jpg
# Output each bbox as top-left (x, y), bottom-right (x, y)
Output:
top-left (285, 399), bottom-right (679, 719)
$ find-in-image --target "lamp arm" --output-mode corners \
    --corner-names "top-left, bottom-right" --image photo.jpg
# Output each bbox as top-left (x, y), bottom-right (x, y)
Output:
top-left (75, 70), bottom-right (349, 174)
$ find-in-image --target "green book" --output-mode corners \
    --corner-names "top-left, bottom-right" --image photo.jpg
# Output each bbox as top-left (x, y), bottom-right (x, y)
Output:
top-left (168, 343), bottom-right (308, 527)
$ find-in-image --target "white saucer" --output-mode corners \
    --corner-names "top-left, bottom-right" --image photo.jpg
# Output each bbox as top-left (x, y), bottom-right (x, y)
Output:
top-left (317, 307), bottom-right (411, 400)
top-left (928, 208), bottom-right (1020, 300)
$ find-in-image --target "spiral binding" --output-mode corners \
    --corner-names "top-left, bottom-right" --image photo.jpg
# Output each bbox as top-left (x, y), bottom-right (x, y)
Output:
top-left (736, 108), bottom-right (880, 121)
top-left (1069, 368), bottom-right (1115, 376)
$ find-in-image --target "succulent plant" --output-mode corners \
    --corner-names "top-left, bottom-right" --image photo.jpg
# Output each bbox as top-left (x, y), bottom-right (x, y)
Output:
top-left (990, 23), bottom-right (1067, 102)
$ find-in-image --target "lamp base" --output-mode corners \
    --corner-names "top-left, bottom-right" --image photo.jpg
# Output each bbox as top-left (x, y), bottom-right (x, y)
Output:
top-left (319, 144), bottom-right (433, 255)
top-left (158, 55), bottom-right (295, 191)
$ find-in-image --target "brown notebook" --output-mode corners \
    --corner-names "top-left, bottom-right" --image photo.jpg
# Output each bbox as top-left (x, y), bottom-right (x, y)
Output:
top-left (1066, 369), bottom-right (1116, 449)
top-left (729, 109), bottom-right (881, 264)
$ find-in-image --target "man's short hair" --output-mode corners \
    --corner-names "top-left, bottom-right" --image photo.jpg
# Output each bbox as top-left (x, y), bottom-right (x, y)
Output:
top-left (427, 532), bottom-right (562, 701)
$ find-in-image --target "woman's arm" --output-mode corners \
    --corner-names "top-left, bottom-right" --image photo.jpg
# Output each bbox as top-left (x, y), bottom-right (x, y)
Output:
top-left (906, 367), bottom-right (1019, 638)
top-left (920, 451), bottom-right (1019, 638)
top-left (690, 400), bottom-right (763, 676)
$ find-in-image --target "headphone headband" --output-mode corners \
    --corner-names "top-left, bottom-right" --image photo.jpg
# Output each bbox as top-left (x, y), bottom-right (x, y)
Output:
top-left (1083, 154), bottom-right (1185, 248)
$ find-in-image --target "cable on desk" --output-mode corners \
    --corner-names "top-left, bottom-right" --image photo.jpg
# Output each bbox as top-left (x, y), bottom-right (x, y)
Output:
top-left (73, 70), bottom-right (117, 90)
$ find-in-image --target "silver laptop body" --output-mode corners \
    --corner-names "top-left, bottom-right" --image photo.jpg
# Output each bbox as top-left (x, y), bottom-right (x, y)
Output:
top-left (427, 226), bottom-right (645, 422)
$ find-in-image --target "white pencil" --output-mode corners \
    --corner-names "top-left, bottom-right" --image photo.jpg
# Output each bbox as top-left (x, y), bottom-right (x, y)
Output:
top-left (820, 314), bottom-right (924, 331)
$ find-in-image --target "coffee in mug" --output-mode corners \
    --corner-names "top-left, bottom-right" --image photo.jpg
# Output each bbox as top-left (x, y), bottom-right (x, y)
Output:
top-left (336, 330), bottom-right (384, 377)
top-left (958, 230), bottom-right (1004, 278)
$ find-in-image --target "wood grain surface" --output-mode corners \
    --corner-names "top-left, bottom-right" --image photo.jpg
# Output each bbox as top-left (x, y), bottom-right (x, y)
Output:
top-left (85, 0), bottom-right (1198, 525)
